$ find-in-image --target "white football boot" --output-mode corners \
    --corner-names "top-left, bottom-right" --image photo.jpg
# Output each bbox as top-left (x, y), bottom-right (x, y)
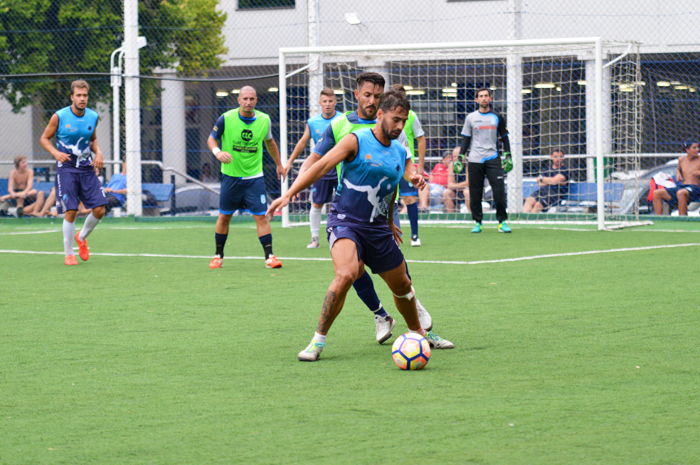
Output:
top-left (374, 315), bottom-right (396, 344)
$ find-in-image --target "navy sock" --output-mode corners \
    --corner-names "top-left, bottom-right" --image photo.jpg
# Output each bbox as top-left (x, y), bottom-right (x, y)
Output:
top-left (215, 233), bottom-right (228, 258)
top-left (407, 203), bottom-right (419, 237)
top-left (259, 233), bottom-right (273, 259)
top-left (353, 271), bottom-right (388, 317)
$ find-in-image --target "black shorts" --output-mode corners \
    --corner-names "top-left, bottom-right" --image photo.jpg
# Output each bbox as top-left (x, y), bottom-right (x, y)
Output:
top-left (531, 187), bottom-right (565, 209)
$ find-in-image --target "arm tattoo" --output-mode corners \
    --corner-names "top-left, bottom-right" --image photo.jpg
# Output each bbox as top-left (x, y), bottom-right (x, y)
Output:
top-left (317, 290), bottom-right (338, 333)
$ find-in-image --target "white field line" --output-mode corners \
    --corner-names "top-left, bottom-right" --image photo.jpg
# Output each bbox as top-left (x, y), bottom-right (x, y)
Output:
top-left (1, 242), bottom-right (698, 265)
top-left (0, 230), bottom-right (60, 236)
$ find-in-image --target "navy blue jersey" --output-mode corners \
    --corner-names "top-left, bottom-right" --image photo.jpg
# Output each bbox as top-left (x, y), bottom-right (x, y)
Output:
top-left (330, 128), bottom-right (411, 225)
top-left (55, 106), bottom-right (99, 173)
top-left (541, 164), bottom-right (570, 195)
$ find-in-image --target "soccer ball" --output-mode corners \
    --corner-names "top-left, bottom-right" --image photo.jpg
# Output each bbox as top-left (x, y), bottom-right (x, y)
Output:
top-left (391, 333), bottom-right (431, 370)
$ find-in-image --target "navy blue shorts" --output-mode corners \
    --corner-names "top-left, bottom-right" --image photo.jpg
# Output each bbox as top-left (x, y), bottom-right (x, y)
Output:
top-left (326, 214), bottom-right (404, 274)
top-left (55, 170), bottom-right (107, 214)
top-left (311, 177), bottom-right (337, 205)
top-left (665, 184), bottom-right (700, 205)
top-left (399, 178), bottom-right (417, 197)
top-left (220, 174), bottom-right (267, 216)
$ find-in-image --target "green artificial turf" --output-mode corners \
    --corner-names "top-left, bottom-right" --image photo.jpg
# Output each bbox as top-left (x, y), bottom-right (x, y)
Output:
top-left (1, 218), bottom-right (699, 464)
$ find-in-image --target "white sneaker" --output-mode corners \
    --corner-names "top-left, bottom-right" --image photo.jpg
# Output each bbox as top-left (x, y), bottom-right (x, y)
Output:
top-left (410, 235), bottom-right (421, 247)
top-left (375, 315), bottom-right (395, 344)
top-left (298, 340), bottom-right (325, 361)
top-left (424, 331), bottom-right (454, 349)
top-left (415, 297), bottom-right (433, 331)
top-left (307, 237), bottom-right (320, 249)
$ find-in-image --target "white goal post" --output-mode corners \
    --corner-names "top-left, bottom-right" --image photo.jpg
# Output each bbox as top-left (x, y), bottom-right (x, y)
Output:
top-left (278, 38), bottom-right (645, 231)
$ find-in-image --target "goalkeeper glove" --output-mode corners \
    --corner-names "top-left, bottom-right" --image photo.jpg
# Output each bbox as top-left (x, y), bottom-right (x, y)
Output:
top-left (453, 154), bottom-right (466, 173)
top-left (502, 152), bottom-right (513, 173)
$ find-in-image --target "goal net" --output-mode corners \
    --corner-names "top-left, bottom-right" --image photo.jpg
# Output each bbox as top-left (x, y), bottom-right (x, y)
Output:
top-left (279, 38), bottom-right (644, 231)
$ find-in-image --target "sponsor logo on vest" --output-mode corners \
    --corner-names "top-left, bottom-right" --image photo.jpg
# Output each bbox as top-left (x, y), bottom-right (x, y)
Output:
top-left (241, 129), bottom-right (253, 141)
top-left (66, 124), bottom-right (70, 128)
top-left (365, 154), bottom-right (372, 160)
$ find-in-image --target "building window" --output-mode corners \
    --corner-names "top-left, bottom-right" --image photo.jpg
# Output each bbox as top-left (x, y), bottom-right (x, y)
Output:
top-left (238, 0), bottom-right (294, 10)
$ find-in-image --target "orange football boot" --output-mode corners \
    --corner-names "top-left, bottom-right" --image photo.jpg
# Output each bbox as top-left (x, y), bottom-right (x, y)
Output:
top-left (265, 255), bottom-right (282, 269)
top-left (75, 232), bottom-right (89, 261)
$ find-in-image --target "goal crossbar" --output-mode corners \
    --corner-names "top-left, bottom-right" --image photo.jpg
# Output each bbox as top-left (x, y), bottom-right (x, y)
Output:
top-left (278, 37), bottom-right (617, 230)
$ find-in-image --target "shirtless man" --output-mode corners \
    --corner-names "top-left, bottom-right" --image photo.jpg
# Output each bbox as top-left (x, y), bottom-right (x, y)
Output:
top-left (653, 141), bottom-right (700, 215)
top-left (0, 156), bottom-right (44, 217)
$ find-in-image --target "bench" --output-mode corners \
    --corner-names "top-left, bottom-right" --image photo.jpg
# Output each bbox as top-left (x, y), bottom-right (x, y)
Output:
top-left (522, 181), bottom-right (625, 211)
top-left (141, 183), bottom-right (174, 216)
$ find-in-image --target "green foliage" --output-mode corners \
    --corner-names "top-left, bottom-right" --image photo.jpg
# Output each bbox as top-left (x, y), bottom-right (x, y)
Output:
top-left (0, 0), bottom-right (227, 113)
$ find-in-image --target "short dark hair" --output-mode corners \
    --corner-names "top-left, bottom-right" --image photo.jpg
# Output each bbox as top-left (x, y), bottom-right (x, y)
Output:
top-left (475, 87), bottom-right (492, 98)
top-left (356, 72), bottom-right (385, 90)
top-left (71, 80), bottom-right (90, 95)
top-left (391, 83), bottom-right (406, 94)
top-left (320, 88), bottom-right (336, 98)
top-left (552, 147), bottom-right (565, 155)
top-left (378, 89), bottom-right (410, 113)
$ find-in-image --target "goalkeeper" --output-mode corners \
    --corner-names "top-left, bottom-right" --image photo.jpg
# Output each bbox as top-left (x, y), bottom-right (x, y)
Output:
top-left (453, 87), bottom-right (512, 234)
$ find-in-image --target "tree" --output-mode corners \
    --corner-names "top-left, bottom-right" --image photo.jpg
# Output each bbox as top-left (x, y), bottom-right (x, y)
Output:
top-left (0, 0), bottom-right (227, 112)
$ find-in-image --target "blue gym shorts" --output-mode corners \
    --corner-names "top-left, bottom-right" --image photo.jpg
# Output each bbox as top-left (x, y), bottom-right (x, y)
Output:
top-left (311, 177), bottom-right (337, 205)
top-left (220, 174), bottom-right (267, 216)
top-left (399, 177), bottom-right (418, 197)
top-left (665, 184), bottom-right (700, 205)
top-left (55, 170), bottom-right (107, 214)
top-left (326, 213), bottom-right (405, 274)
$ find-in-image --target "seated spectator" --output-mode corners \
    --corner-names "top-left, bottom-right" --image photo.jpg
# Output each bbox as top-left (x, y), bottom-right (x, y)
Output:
top-left (200, 162), bottom-right (219, 183)
top-left (447, 145), bottom-right (469, 213)
top-left (0, 156), bottom-right (44, 217)
top-left (102, 160), bottom-right (127, 214)
top-left (653, 140), bottom-right (700, 215)
top-left (30, 187), bottom-right (58, 217)
top-left (419, 151), bottom-right (456, 212)
top-left (523, 148), bottom-right (569, 213)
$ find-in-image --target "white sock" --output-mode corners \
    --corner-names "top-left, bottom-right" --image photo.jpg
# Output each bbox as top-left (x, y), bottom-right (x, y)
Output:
top-left (313, 332), bottom-right (326, 344)
top-left (79, 213), bottom-right (101, 241)
top-left (309, 206), bottom-right (322, 239)
top-left (63, 220), bottom-right (75, 257)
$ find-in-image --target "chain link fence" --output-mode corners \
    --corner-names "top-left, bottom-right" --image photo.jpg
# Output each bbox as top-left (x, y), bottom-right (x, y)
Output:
top-left (1, 0), bottom-right (699, 218)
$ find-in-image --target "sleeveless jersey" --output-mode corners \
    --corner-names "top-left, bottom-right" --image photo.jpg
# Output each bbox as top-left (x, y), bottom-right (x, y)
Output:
top-left (220, 109), bottom-right (271, 178)
top-left (331, 128), bottom-right (410, 225)
top-left (55, 106), bottom-right (99, 173)
top-left (307, 111), bottom-right (341, 180)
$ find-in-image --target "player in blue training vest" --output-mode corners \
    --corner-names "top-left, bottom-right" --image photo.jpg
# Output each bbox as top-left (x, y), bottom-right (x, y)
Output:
top-left (39, 80), bottom-right (107, 266)
top-left (268, 90), bottom-right (454, 362)
top-left (297, 72), bottom-right (434, 345)
top-left (283, 89), bottom-right (342, 249)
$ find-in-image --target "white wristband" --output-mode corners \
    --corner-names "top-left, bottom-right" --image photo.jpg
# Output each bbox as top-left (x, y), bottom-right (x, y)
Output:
top-left (212, 147), bottom-right (221, 156)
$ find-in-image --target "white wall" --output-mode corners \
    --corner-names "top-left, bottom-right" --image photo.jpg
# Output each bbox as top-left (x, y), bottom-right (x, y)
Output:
top-left (0, 100), bottom-right (32, 177)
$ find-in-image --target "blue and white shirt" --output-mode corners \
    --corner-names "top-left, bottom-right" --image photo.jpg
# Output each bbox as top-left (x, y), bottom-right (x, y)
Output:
top-left (308, 111), bottom-right (341, 180)
top-left (330, 128), bottom-right (411, 225)
top-left (55, 106), bottom-right (99, 173)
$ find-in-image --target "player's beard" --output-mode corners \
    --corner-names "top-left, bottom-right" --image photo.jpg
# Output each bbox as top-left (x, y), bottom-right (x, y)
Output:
top-left (358, 104), bottom-right (378, 120)
top-left (381, 120), bottom-right (400, 141)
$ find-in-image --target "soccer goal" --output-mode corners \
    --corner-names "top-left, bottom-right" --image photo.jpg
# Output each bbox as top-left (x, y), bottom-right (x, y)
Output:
top-left (278, 38), bottom-right (647, 230)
